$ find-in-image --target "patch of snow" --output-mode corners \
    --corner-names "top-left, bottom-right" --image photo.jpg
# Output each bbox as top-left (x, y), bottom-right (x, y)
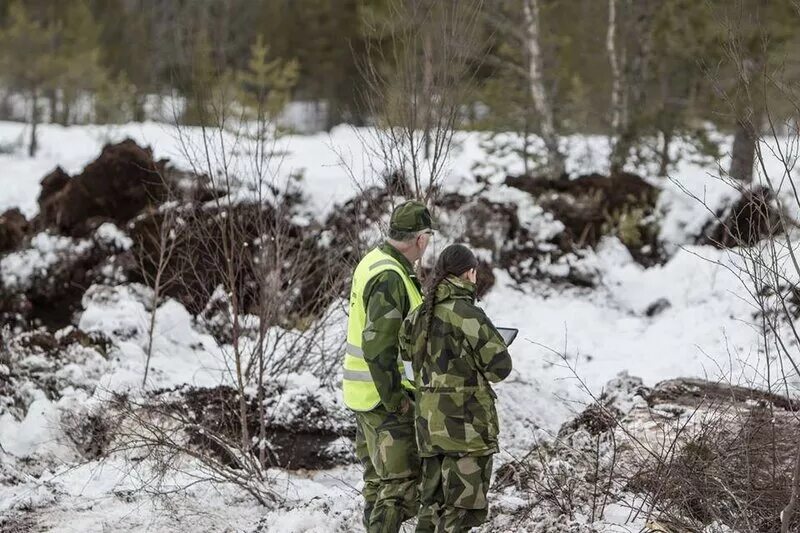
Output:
top-left (1, 232), bottom-right (92, 290)
top-left (93, 222), bottom-right (133, 250)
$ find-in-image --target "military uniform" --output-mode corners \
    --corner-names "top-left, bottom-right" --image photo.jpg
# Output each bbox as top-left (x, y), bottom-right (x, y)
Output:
top-left (399, 275), bottom-right (512, 533)
top-left (342, 201), bottom-right (435, 533)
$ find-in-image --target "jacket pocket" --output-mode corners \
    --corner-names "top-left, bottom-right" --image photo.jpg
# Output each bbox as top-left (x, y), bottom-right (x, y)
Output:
top-left (418, 390), bottom-right (467, 452)
top-left (419, 388), bottom-right (497, 453)
top-left (464, 387), bottom-right (498, 443)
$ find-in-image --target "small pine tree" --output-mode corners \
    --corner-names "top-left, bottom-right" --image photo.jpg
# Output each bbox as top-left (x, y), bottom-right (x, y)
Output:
top-left (95, 72), bottom-right (136, 124)
top-left (237, 35), bottom-right (299, 125)
top-left (0, 2), bottom-right (59, 155)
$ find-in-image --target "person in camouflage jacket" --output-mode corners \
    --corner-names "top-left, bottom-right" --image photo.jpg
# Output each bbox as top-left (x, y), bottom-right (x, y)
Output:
top-left (399, 244), bottom-right (512, 533)
top-left (347, 201), bottom-right (437, 533)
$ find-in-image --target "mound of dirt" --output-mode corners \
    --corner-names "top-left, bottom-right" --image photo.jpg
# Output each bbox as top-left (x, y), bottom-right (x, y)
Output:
top-left (152, 383), bottom-right (354, 470)
top-left (37, 166), bottom-right (71, 206)
top-left (37, 139), bottom-right (169, 237)
top-left (0, 327), bottom-right (110, 420)
top-left (129, 202), bottom-right (347, 325)
top-left (4, 140), bottom-right (351, 334)
top-left (698, 187), bottom-right (782, 248)
top-left (505, 172), bottom-right (662, 265)
top-left (0, 231), bottom-right (131, 330)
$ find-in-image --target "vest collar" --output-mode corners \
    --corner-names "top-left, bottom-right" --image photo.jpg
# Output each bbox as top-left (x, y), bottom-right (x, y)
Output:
top-left (380, 242), bottom-right (417, 279)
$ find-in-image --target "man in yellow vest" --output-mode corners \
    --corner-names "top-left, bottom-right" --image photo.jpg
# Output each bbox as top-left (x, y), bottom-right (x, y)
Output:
top-left (343, 200), bottom-right (434, 533)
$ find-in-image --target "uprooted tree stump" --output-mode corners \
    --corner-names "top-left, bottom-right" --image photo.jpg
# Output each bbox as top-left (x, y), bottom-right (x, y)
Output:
top-left (491, 375), bottom-right (800, 532)
top-left (698, 187), bottom-right (782, 248)
top-left (149, 384), bottom-right (355, 470)
top-left (505, 172), bottom-right (662, 265)
top-left (36, 139), bottom-right (170, 237)
top-left (0, 233), bottom-right (131, 330)
top-left (129, 201), bottom-right (348, 326)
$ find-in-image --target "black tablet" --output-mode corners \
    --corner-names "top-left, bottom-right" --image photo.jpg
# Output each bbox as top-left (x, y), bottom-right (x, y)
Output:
top-left (496, 327), bottom-right (519, 346)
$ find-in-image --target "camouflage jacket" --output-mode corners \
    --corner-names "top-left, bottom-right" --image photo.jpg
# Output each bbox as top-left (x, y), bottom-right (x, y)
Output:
top-left (362, 242), bottom-right (422, 413)
top-left (399, 275), bottom-right (512, 456)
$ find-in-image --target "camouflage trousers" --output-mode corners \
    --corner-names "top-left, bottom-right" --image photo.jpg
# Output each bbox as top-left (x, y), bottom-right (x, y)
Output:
top-left (355, 404), bottom-right (432, 533)
top-left (415, 454), bottom-right (494, 533)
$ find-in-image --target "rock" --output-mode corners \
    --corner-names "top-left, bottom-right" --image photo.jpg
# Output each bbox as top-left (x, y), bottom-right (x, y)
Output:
top-left (37, 139), bottom-right (169, 237)
top-left (0, 208), bottom-right (28, 253)
top-left (645, 297), bottom-right (671, 317)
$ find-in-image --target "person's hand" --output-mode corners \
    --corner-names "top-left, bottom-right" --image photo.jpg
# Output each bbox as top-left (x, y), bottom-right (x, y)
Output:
top-left (398, 394), bottom-right (413, 416)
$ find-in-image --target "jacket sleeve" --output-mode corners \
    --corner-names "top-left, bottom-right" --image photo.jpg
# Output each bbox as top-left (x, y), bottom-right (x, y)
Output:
top-left (362, 271), bottom-right (409, 412)
top-left (464, 308), bottom-right (512, 383)
top-left (399, 314), bottom-right (413, 362)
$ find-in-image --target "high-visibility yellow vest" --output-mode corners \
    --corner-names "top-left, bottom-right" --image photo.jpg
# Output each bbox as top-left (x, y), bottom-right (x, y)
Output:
top-left (342, 247), bottom-right (423, 411)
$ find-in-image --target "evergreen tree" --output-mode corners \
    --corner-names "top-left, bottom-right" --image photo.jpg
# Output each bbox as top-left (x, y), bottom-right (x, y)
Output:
top-left (95, 72), bottom-right (137, 124)
top-left (237, 35), bottom-right (299, 124)
top-left (0, 1), bottom-right (58, 155)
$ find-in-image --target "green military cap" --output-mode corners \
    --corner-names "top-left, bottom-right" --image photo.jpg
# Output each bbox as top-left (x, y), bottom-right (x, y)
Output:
top-left (390, 200), bottom-right (436, 233)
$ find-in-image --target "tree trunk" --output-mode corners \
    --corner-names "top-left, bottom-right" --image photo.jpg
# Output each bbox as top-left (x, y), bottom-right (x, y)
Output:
top-left (29, 90), bottom-right (39, 157)
top-left (608, 0), bottom-right (653, 175)
top-left (0, 89), bottom-right (11, 121)
top-left (523, 0), bottom-right (565, 179)
top-left (658, 127), bottom-right (673, 177)
top-left (133, 93), bottom-right (146, 122)
top-left (422, 30), bottom-right (433, 161)
top-left (46, 89), bottom-right (57, 125)
top-left (606, 0), bottom-right (626, 175)
top-left (729, 119), bottom-right (756, 182)
top-left (781, 443), bottom-right (800, 533)
top-left (728, 48), bottom-right (763, 183)
top-left (61, 98), bottom-right (71, 127)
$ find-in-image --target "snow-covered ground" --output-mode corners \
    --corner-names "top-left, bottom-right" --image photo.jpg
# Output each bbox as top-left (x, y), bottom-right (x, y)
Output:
top-left (0, 120), bottom-right (784, 532)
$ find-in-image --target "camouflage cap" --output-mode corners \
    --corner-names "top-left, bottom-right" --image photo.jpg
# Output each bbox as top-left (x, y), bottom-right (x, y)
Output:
top-left (390, 200), bottom-right (436, 233)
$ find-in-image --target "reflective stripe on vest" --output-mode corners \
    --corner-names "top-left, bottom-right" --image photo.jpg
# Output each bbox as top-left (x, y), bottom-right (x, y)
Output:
top-left (342, 247), bottom-right (423, 411)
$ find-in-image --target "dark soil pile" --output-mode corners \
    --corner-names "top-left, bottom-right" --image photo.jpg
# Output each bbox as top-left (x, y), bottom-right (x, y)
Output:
top-left (0, 234), bottom-right (130, 330)
top-left (698, 187), bottom-right (782, 248)
top-left (153, 384), bottom-right (354, 470)
top-left (129, 202), bottom-right (348, 325)
top-left (437, 191), bottom-right (598, 287)
top-left (37, 139), bottom-right (169, 237)
top-left (37, 166), bottom-right (70, 206)
top-left (0, 209), bottom-right (28, 253)
top-left (505, 172), bottom-right (662, 265)
top-left (0, 328), bottom-right (110, 419)
top-left (2, 139), bottom-right (353, 334)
